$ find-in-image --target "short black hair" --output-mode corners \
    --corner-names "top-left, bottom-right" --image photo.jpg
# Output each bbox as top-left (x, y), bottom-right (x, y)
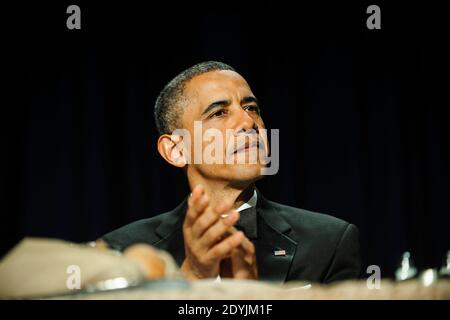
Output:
top-left (154, 61), bottom-right (236, 135)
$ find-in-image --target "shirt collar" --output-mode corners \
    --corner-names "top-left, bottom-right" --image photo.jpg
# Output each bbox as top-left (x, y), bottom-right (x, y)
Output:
top-left (236, 189), bottom-right (258, 212)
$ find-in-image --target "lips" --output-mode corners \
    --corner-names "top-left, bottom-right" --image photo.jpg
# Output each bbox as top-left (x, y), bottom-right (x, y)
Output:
top-left (233, 140), bottom-right (260, 154)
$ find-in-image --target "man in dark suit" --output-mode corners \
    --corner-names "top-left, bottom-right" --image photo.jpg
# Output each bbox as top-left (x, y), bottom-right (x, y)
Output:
top-left (102, 61), bottom-right (360, 283)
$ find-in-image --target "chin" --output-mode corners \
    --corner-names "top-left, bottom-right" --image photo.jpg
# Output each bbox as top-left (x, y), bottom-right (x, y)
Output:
top-left (194, 163), bottom-right (264, 185)
top-left (226, 163), bottom-right (263, 182)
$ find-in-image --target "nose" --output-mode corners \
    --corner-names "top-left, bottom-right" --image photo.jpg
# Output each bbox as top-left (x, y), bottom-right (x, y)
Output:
top-left (233, 107), bottom-right (258, 134)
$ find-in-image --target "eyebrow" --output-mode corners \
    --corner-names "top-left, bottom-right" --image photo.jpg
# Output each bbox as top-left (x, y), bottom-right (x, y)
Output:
top-left (201, 99), bottom-right (231, 116)
top-left (241, 96), bottom-right (258, 105)
top-left (200, 96), bottom-right (259, 117)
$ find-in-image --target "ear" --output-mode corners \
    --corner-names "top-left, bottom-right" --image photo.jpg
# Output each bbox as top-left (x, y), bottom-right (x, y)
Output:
top-left (157, 134), bottom-right (187, 168)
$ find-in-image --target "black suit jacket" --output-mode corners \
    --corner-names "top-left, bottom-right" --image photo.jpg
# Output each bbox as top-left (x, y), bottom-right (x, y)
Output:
top-left (102, 191), bottom-right (361, 284)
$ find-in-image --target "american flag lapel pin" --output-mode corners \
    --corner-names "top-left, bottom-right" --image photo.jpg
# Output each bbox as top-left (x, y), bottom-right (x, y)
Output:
top-left (274, 249), bottom-right (286, 256)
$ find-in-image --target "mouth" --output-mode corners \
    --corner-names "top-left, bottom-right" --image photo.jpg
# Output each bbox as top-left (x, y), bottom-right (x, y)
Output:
top-left (233, 140), bottom-right (261, 154)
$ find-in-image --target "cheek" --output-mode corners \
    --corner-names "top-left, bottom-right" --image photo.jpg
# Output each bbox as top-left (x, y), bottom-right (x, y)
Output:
top-left (201, 126), bottom-right (229, 149)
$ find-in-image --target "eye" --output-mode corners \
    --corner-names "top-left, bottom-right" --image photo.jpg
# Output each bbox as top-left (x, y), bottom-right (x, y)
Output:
top-left (209, 109), bottom-right (227, 118)
top-left (244, 105), bottom-right (260, 113)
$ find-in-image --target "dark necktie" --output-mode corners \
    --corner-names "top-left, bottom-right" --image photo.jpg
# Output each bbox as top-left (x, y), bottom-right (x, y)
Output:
top-left (234, 206), bottom-right (258, 239)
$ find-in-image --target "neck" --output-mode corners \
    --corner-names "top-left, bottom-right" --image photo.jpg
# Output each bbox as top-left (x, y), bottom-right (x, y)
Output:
top-left (187, 175), bottom-right (255, 210)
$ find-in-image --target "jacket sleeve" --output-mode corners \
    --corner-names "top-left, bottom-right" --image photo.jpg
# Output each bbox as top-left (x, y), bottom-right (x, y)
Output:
top-left (323, 223), bottom-right (361, 283)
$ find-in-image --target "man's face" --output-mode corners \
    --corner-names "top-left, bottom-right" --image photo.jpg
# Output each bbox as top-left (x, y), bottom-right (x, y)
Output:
top-left (179, 70), bottom-right (268, 185)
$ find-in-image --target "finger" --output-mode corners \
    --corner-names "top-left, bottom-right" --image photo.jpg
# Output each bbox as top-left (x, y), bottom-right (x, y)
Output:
top-left (184, 185), bottom-right (207, 227)
top-left (231, 246), bottom-right (258, 279)
top-left (191, 200), bottom-right (233, 239)
top-left (215, 201), bottom-right (233, 217)
top-left (191, 206), bottom-right (219, 239)
top-left (201, 210), bottom-right (240, 248)
top-left (206, 231), bottom-right (244, 262)
top-left (221, 225), bottom-right (255, 256)
top-left (222, 228), bottom-right (255, 265)
top-left (231, 248), bottom-right (251, 279)
top-left (239, 234), bottom-right (256, 257)
top-left (185, 194), bottom-right (209, 229)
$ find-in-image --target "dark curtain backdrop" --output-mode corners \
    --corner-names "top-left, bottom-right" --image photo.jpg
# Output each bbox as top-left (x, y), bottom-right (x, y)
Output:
top-left (2, 1), bottom-right (449, 278)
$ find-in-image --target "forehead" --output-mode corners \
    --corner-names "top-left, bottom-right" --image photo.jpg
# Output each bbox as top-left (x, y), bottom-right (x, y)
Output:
top-left (184, 70), bottom-right (252, 102)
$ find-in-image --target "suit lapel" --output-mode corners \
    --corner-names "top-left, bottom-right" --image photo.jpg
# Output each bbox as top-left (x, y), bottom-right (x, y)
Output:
top-left (254, 191), bottom-right (298, 283)
top-left (153, 199), bottom-right (187, 266)
top-left (159, 227), bottom-right (185, 266)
